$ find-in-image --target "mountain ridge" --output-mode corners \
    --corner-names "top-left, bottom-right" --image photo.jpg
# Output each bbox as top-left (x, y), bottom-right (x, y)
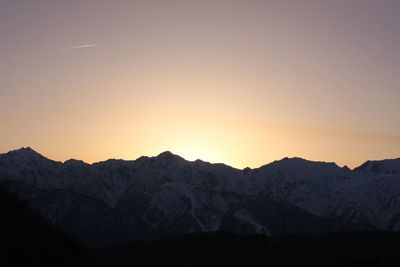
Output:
top-left (0, 147), bottom-right (399, 246)
top-left (4, 147), bottom-right (397, 171)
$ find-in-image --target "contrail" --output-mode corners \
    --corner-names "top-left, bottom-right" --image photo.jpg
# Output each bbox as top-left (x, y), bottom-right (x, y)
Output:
top-left (61, 44), bottom-right (97, 50)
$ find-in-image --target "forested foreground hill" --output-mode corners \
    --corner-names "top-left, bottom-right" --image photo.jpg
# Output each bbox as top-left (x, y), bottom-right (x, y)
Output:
top-left (95, 232), bottom-right (400, 267)
top-left (0, 187), bottom-right (96, 267)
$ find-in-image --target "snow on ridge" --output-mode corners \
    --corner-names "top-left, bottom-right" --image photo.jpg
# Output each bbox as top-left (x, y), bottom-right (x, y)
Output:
top-left (1, 148), bottom-right (400, 231)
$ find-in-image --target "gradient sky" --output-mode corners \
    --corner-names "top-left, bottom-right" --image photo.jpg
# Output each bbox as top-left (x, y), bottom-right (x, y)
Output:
top-left (1, 0), bottom-right (399, 168)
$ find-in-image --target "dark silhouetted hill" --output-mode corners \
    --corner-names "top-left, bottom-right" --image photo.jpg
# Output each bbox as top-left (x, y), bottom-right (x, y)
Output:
top-left (0, 186), bottom-right (95, 267)
top-left (96, 231), bottom-right (400, 267)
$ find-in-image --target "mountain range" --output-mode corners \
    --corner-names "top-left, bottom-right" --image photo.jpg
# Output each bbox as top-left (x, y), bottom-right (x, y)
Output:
top-left (1, 147), bottom-right (399, 246)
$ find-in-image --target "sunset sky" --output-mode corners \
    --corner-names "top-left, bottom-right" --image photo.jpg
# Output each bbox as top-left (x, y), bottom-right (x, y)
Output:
top-left (1, 0), bottom-right (399, 168)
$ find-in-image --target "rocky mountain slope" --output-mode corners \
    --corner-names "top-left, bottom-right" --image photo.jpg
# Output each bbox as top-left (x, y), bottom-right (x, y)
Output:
top-left (0, 147), bottom-right (399, 246)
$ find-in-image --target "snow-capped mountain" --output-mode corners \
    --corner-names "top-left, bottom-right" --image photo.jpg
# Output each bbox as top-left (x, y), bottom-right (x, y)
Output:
top-left (0, 147), bottom-right (398, 245)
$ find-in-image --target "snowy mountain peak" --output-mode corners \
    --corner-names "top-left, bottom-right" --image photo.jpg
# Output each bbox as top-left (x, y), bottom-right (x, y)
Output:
top-left (9, 147), bottom-right (40, 155)
top-left (63, 159), bottom-right (88, 166)
top-left (264, 157), bottom-right (340, 171)
top-left (354, 158), bottom-right (400, 174)
top-left (342, 165), bottom-right (351, 171)
top-left (155, 151), bottom-right (185, 162)
top-left (4, 147), bottom-right (48, 162)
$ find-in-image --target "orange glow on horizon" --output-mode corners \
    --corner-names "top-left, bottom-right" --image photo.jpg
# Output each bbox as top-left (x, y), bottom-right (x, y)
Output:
top-left (1, 1), bottom-right (399, 169)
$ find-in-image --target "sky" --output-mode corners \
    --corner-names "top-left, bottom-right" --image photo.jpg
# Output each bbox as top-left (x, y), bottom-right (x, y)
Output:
top-left (0, 0), bottom-right (399, 169)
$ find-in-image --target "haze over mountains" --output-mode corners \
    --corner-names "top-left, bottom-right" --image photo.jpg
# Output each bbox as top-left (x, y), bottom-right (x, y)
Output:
top-left (1, 147), bottom-right (399, 246)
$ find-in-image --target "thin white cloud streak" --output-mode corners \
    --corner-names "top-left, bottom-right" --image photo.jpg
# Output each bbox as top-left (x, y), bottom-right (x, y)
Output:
top-left (61, 44), bottom-right (97, 50)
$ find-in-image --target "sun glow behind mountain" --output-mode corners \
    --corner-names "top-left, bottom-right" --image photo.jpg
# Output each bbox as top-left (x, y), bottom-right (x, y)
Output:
top-left (0, 1), bottom-right (399, 168)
